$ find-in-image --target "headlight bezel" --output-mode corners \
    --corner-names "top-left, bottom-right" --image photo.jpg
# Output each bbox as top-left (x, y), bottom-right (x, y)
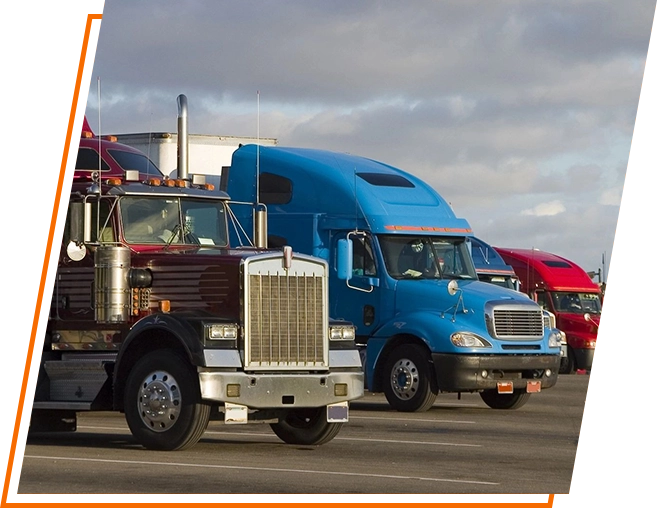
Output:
top-left (548, 330), bottom-right (564, 349)
top-left (450, 331), bottom-right (492, 348)
top-left (206, 323), bottom-right (240, 341)
top-left (329, 324), bottom-right (356, 341)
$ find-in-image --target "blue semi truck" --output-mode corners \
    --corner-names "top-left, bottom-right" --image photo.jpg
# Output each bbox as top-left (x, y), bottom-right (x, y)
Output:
top-left (469, 237), bottom-right (519, 291)
top-left (224, 145), bottom-right (562, 412)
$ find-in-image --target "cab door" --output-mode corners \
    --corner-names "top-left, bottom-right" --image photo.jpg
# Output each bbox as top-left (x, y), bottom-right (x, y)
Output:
top-left (329, 232), bottom-right (382, 340)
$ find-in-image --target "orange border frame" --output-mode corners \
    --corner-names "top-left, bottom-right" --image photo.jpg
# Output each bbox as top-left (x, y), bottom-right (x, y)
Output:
top-left (6, 0), bottom-right (657, 508)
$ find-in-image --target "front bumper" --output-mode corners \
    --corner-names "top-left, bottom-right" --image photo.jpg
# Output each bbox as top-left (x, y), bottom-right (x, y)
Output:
top-left (198, 370), bottom-right (364, 408)
top-left (572, 347), bottom-right (595, 371)
top-left (431, 353), bottom-right (561, 392)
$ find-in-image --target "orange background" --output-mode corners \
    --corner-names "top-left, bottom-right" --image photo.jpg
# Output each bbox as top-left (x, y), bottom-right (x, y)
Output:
top-left (6, 0), bottom-right (657, 507)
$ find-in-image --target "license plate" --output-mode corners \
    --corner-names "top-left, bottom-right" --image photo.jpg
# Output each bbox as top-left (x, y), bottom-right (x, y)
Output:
top-left (327, 401), bottom-right (349, 423)
top-left (527, 381), bottom-right (542, 393)
top-left (497, 381), bottom-right (514, 394)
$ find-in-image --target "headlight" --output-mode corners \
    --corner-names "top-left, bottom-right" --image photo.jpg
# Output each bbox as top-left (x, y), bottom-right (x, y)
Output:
top-left (548, 330), bottom-right (563, 349)
top-left (329, 325), bottom-right (356, 341)
top-left (206, 323), bottom-right (239, 340)
top-left (451, 332), bottom-right (491, 348)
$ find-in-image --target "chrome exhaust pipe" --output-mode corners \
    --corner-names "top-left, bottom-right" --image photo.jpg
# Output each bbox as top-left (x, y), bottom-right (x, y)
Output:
top-left (177, 94), bottom-right (189, 180)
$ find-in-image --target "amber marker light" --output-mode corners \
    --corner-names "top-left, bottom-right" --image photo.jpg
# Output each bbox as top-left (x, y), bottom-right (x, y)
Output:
top-left (159, 300), bottom-right (171, 313)
top-left (226, 384), bottom-right (241, 397)
top-left (334, 383), bottom-right (348, 397)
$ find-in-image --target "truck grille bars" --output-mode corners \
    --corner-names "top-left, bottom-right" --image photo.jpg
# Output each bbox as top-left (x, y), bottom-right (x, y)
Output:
top-left (491, 308), bottom-right (544, 339)
top-left (244, 256), bottom-right (328, 370)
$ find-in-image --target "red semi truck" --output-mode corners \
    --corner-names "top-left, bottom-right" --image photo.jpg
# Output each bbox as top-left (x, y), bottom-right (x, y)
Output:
top-left (494, 248), bottom-right (601, 373)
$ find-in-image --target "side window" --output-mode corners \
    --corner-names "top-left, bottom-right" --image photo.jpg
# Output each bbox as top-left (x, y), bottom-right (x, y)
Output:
top-left (94, 199), bottom-right (115, 242)
top-left (535, 291), bottom-right (550, 310)
top-left (260, 173), bottom-right (292, 205)
top-left (352, 236), bottom-right (377, 277)
top-left (76, 147), bottom-right (110, 171)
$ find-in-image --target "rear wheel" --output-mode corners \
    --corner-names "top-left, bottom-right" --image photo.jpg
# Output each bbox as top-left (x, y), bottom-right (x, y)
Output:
top-left (480, 389), bottom-right (531, 410)
top-left (383, 344), bottom-right (437, 412)
top-left (124, 350), bottom-right (210, 450)
top-left (270, 407), bottom-right (342, 445)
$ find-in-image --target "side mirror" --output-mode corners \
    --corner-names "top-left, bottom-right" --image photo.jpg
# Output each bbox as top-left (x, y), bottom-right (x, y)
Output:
top-left (336, 238), bottom-right (353, 281)
top-left (66, 202), bottom-right (87, 261)
top-left (68, 202), bottom-right (84, 244)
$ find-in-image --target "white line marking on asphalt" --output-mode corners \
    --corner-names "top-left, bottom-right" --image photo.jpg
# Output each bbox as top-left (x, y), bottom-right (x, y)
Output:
top-left (349, 416), bottom-right (477, 424)
top-left (75, 426), bottom-right (481, 447)
top-left (23, 455), bottom-right (498, 486)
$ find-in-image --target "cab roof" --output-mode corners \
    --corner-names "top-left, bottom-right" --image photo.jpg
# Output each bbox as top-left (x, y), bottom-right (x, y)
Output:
top-left (232, 144), bottom-right (472, 236)
top-left (494, 247), bottom-right (599, 293)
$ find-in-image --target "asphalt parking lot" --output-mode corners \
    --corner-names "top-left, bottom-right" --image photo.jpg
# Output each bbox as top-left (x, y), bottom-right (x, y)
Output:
top-left (18, 373), bottom-right (588, 495)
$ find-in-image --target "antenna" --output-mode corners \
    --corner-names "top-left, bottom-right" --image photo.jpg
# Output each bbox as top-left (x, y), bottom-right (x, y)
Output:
top-left (256, 90), bottom-right (260, 204)
top-left (97, 77), bottom-right (101, 174)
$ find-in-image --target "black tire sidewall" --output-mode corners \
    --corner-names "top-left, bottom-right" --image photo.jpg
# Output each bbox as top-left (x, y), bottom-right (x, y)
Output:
top-left (270, 407), bottom-right (342, 445)
top-left (480, 390), bottom-right (531, 410)
top-left (382, 344), bottom-right (436, 412)
top-left (124, 350), bottom-right (208, 450)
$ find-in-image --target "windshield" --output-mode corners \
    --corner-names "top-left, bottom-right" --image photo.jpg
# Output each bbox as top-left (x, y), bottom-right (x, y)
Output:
top-left (552, 292), bottom-right (602, 314)
top-left (478, 274), bottom-right (518, 290)
top-left (378, 235), bottom-right (477, 280)
top-left (120, 196), bottom-right (228, 247)
top-left (108, 149), bottom-right (163, 177)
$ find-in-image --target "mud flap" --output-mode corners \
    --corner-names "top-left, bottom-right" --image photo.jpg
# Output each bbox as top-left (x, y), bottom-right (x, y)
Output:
top-left (29, 409), bottom-right (77, 433)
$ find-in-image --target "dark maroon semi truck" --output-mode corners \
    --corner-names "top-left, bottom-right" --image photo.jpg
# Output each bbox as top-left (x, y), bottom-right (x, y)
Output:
top-left (31, 96), bottom-right (364, 450)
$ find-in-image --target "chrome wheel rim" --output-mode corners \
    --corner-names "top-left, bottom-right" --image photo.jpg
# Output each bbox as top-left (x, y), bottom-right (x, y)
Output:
top-left (390, 358), bottom-right (419, 400)
top-left (137, 370), bottom-right (181, 432)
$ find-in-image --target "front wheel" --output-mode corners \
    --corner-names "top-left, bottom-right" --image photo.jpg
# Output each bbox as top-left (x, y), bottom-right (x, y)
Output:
top-left (270, 407), bottom-right (342, 445)
top-left (559, 346), bottom-right (576, 374)
top-left (383, 344), bottom-right (437, 412)
top-left (480, 390), bottom-right (531, 410)
top-left (124, 350), bottom-right (210, 450)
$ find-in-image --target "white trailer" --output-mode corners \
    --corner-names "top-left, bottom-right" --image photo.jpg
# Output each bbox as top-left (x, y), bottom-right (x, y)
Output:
top-left (112, 132), bottom-right (277, 178)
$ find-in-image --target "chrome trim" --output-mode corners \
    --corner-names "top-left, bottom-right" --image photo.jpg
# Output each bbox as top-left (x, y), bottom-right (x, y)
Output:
top-left (203, 349), bottom-right (242, 368)
top-left (243, 253), bottom-right (329, 370)
top-left (198, 370), bottom-right (364, 407)
top-left (328, 350), bottom-right (362, 368)
top-left (484, 299), bottom-right (544, 340)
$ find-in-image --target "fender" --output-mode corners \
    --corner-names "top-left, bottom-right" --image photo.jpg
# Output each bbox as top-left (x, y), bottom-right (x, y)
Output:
top-left (112, 312), bottom-right (217, 409)
top-left (366, 310), bottom-right (463, 390)
top-left (371, 310), bottom-right (468, 353)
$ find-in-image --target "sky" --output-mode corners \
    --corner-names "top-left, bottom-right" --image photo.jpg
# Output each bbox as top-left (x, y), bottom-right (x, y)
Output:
top-left (83, 0), bottom-right (655, 276)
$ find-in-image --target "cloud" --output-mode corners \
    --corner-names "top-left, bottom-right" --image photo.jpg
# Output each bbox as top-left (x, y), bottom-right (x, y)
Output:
top-left (521, 200), bottom-right (566, 216)
top-left (84, 0), bottom-right (651, 273)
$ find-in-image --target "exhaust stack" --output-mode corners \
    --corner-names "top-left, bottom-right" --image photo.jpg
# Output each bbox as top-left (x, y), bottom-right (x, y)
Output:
top-left (177, 94), bottom-right (189, 180)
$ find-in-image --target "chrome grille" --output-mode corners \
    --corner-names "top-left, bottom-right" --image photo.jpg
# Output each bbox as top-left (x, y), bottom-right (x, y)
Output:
top-left (245, 256), bottom-right (327, 370)
top-left (492, 308), bottom-right (544, 338)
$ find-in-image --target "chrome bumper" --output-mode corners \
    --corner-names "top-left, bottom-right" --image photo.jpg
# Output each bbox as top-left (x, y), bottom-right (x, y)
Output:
top-left (198, 370), bottom-right (364, 408)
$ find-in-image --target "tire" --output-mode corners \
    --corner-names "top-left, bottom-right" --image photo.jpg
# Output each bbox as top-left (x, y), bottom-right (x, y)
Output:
top-left (124, 350), bottom-right (210, 450)
top-left (270, 407), bottom-right (342, 445)
top-left (559, 346), bottom-right (576, 374)
top-left (382, 344), bottom-right (437, 412)
top-left (480, 390), bottom-right (531, 410)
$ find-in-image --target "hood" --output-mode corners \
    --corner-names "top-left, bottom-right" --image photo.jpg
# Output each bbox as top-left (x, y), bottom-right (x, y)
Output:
top-left (394, 278), bottom-right (532, 314)
top-left (557, 312), bottom-right (599, 338)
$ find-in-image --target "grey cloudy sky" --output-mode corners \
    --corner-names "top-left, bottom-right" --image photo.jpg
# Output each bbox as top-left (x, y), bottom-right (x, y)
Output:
top-left (84, 0), bottom-right (655, 275)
